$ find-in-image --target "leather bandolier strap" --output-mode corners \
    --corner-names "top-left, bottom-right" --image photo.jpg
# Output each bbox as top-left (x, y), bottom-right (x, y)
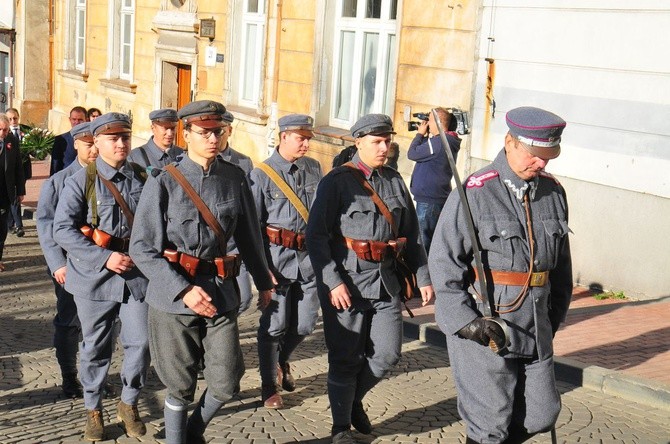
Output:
top-left (80, 225), bottom-right (130, 253)
top-left (266, 225), bottom-right (306, 251)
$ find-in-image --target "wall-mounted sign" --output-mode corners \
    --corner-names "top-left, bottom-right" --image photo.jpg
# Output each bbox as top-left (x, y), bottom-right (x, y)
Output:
top-left (200, 19), bottom-right (216, 39)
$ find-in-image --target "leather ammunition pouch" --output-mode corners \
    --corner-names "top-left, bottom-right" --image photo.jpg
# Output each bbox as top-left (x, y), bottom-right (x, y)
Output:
top-left (162, 249), bottom-right (241, 280)
top-left (80, 225), bottom-right (130, 253)
top-left (344, 236), bottom-right (407, 262)
top-left (266, 225), bottom-right (306, 251)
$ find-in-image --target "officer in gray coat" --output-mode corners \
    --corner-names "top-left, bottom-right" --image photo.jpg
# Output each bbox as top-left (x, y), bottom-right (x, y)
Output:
top-left (248, 114), bottom-right (323, 409)
top-left (53, 113), bottom-right (150, 441)
top-left (129, 100), bottom-right (274, 444)
top-left (429, 106), bottom-right (572, 443)
top-left (217, 110), bottom-right (254, 314)
top-left (36, 122), bottom-right (97, 399)
top-left (128, 108), bottom-right (183, 170)
top-left (306, 114), bottom-right (433, 443)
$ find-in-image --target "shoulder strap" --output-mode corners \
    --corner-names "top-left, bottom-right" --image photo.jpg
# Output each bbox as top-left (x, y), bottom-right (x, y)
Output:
top-left (139, 146), bottom-right (151, 168)
top-left (85, 162), bottom-right (98, 226)
top-left (344, 162), bottom-right (398, 238)
top-left (97, 172), bottom-right (135, 229)
top-left (257, 162), bottom-right (310, 223)
top-left (164, 164), bottom-right (228, 253)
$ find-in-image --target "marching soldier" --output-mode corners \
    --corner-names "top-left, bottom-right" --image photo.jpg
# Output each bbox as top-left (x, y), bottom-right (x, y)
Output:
top-left (128, 108), bottom-right (183, 169)
top-left (305, 114), bottom-right (433, 443)
top-left (53, 113), bottom-right (150, 441)
top-left (248, 114), bottom-right (323, 409)
top-left (36, 122), bottom-right (97, 399)
top-left (129, 100), bottom-right (274, 443)
top-left (429, 107), bottom-right (572, 443)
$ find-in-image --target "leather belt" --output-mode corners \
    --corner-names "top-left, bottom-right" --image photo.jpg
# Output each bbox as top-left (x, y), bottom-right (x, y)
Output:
top-left (162, 249), bottom-right (241, 280)
top-left (266, 225), bottom-right (306, 251)
top-left (343, 236), bottom-right (406, 262)
top-left (80, 225), bottom-right (130, 253)
top-left (474, 268), bottom-right (549, 287)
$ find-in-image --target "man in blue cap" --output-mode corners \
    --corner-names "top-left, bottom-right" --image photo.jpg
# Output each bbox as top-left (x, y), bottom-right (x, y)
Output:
top-left (129, 108), bottom-right (184, 169)
top-left (53, 112), bottom-right (150, 441)
top-left (37, 122), bottom-right (98, 399)
top-left (429, 106), bottom-right (572, 443)
top-left (249, 113), bottom-right (323, 409)
top-left (217, 111), bottom-right (255, 314)
top-left (306, 113), bottom-right (433, 443)
top-left (130, 100), bottom-right (273, 443)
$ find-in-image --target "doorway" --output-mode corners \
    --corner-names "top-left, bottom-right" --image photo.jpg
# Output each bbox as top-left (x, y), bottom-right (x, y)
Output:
top-left (161, 62), bottom-right (191, 147)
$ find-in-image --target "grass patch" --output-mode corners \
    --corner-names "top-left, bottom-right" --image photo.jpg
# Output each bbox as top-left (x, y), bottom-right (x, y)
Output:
top-left (593, 291), bottom-right (627, 300)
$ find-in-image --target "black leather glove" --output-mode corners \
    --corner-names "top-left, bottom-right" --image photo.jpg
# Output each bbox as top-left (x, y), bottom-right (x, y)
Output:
top-left (458, 317), bottom-right (506, 349)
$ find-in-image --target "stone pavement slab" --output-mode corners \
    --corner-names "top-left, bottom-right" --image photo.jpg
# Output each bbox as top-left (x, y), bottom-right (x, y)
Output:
top-left (2, 222), bottom-right (670, 443)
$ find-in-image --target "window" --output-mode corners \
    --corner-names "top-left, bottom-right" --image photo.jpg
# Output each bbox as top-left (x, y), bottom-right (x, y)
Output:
top-left (107, 0), bottom-right (135, 81)
top-left (239, 0), bottom-right (266, 108)
top-left (330, 0), bottom-right (398, 127)
top-left (74, 0), bottom-right (86, 70)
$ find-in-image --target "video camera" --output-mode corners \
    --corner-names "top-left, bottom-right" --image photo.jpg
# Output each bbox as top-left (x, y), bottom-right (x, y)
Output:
top-left (407, 108), bottom-right (471, 135)
top-left (407, 112), bottom-right (429, 132)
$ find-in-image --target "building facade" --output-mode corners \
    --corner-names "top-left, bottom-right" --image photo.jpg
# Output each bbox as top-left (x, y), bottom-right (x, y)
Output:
top-left (29, 0), bottom-right (670, 297)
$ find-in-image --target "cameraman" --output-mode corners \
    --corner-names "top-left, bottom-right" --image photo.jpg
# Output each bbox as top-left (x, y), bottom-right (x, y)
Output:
top-left (407, 107), bottom-right (460, 254)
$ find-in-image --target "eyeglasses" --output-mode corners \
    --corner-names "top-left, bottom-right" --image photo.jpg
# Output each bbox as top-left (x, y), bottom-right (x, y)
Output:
top-left (190, 127), bottom-right (225, 139)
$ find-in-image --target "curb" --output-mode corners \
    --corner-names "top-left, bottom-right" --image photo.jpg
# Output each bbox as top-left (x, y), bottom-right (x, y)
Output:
top-left (403, 320), bottom-right (670, 412)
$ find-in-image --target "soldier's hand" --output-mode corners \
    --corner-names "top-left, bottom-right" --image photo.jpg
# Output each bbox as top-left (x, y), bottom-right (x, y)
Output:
top-left (329, 283), bottom-right (352, 310)
top-left (257, 289), bottom-right (273, 310)
top-left (53, 266), bottom-right (67, 285)
top-left (457, 317), bottom-right (506, 349)
top-left (105, 252), bottom-right (135, 274)
top-left (269, 271), bottom-right (279, 287)
top-left (181, 285), bottom-right (217, 318)
top-left (420, 285), bottom-right (434, 306)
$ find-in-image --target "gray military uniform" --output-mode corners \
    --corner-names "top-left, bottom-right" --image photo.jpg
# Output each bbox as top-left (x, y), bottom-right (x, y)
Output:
top-left (36, 160), bottom-right (83, 376)
top-left (128, 137), bottom-right (183, 169)
top-left (429, 148), bottom-right (572, 442)
top-left (52, 157), bottom-right (150, 411)
top-left (305, 152), bottom-right (430, 428)
top-left (249, 148), bottom-right (322, 388)
top-left (219, 144), bottom-right (255, 313)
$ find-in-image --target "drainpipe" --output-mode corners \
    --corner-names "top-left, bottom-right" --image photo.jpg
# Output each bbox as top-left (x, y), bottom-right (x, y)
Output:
top-left (267, 0), bottom-right (282, 154)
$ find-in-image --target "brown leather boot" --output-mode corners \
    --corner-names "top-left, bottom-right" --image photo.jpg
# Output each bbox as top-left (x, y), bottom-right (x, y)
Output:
top-left (116, 401), bottom-right (147, 437)
top-left (279, 361), bottom-right (296, 392)
top-left (261, 384), bottom-right (284, 409)
top-left (84, 409), bottom-right (104, 442)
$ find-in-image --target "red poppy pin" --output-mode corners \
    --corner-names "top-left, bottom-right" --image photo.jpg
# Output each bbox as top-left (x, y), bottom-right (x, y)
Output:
top-left (6, 143), bottom-right (11, 150)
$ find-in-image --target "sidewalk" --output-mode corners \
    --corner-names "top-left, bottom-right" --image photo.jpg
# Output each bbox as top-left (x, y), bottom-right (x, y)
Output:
top-left (19, 160), bottom-right (670, 412)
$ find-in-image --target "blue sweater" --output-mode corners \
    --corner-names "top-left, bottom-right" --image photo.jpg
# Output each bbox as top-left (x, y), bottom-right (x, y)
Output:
top-left (407, 132), bottom-right (461, 206)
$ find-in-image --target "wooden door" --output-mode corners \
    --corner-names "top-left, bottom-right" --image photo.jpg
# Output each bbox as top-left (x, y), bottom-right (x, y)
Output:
top-left (176, 65), bottom-right (192, 148)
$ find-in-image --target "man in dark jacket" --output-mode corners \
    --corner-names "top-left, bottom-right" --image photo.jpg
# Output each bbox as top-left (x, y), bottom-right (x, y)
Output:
top-left (0, 113), bottom-right (25, 271)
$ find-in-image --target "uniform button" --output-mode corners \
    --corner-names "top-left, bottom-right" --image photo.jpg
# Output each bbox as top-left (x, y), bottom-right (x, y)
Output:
top-left (122, 225), bottom-right (127, 230)
top-left (97, 200), bottom-right (101, 205)
top-left (558, 228), bottom-right (564, 234)
top-left (501, 230), bottom-right (508, 236)
top-left (534, 259), bottom-right (540, 266)
top-left (535, 297), bottom-right (539, 302)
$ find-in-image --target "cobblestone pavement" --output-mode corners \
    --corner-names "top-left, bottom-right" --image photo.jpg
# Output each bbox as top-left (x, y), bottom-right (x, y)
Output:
top-left (1, 224), bottom-right (669, 444)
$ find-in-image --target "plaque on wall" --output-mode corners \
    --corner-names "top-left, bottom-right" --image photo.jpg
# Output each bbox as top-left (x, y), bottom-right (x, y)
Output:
top-left (200, 19), bottom-right (216, 39)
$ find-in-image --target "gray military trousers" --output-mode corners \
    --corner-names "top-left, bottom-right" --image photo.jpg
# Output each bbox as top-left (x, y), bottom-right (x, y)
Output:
top-left (446, 335), bottom-right (561, 443)
top-left (148, 307), bottom-right (245, 407)
top-left (74, 295), bottom-right (149, 411)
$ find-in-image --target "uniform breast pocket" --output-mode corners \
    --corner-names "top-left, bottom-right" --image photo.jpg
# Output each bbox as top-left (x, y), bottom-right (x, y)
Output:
top-left (215, 199), bottom-right (239, 236)
top-left (268, 188), bottom-right (290, 218)
top-left (346, 199), bottom-right (376, 238)
top-left (385, 195), bottom-right (405, 228)
top-left (541, 218), bottom-right (569, 269)
top-left (167, 204), bottom-right (199, 250)
top-left (94, 197), bottom-right (117, 230)
top-left (480, 219), bottom-right (525, 270)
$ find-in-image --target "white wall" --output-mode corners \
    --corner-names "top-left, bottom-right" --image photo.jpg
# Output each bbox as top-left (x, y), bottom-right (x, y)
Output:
top-left (468, 1), bottom-right (670, 298)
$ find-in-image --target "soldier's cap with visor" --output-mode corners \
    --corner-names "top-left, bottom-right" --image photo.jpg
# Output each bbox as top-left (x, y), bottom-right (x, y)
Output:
top-left (90, 112), bottom-right (132, 137)
top-left (506, 106), bottom-right (566, 160)
top-left (351, 113), bottom-right (397, 138)
top-left (70, 122), bottom-right (94, 143)
top-left (149, 108), bottom-right (178, 123)
top-left (222, 111), bottom-right (234, 125)
top-left (278, 114), bottom-right (314, 138)
top-left (178, 100), bottom-right (227, 129)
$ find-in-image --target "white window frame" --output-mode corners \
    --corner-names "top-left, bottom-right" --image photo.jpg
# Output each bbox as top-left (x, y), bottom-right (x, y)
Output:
top-left (74, 0), bottom-right (87, 70)
top-left (330, 0), bottom-right (398, 128)
top-left (238, 0), bottom-right (267, 108)
top-left (107, 0), bottom-right (135, 82)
